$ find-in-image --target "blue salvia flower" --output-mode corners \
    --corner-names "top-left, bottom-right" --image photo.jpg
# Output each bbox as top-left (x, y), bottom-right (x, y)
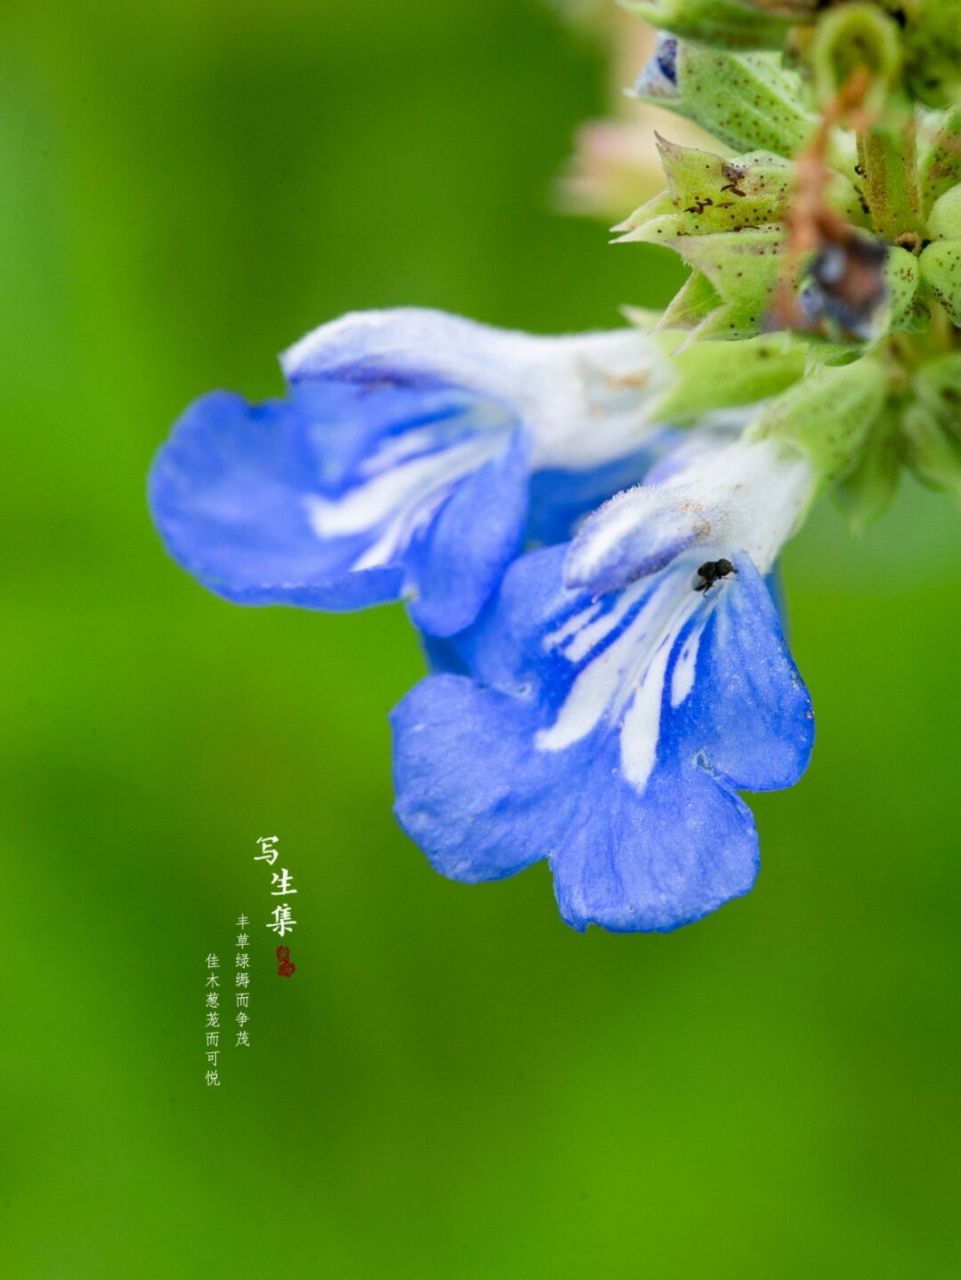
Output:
top-left (391, 431), bottom-right (816, 932)
top-left (143, 0), bottom-right (954, 938)
top-left (149, 308), bottom-right (673, 637)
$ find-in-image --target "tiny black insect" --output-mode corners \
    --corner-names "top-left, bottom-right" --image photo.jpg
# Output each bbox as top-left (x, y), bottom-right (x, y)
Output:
top-left (694, 558), bottom-right (737, 593)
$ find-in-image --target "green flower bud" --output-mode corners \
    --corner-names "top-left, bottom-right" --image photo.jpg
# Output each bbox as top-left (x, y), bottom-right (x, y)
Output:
top-left (624, 0), bottom-right (797, 52)
top-left (926, 185), bottom-right (961, 240)
top-left (902, 0), bottom-right (961, 108)
top-left (635, 36), bottom-right (816, 158)
top-left (919, 239), bottom-right (961, 325)
top-left (918, 107), bottom-right (961, 212)
top-left (747, 354), bottom-right (888, 483)
top-left (882, 245), bottom-right (926, 332)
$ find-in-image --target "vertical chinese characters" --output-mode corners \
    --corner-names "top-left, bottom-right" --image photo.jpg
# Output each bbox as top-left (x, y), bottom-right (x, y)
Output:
top-left (204, 954), bottom-right (221, 1086)
top-left (234, 915), bottom-right (250, 1047)
top-left (255, 835), bottom-right (300, 969)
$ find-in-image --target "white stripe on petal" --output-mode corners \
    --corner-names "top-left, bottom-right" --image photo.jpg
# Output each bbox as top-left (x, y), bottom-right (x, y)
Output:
top-left (304, 434), bottom-right (501, 570)
top-left (670, 619), bottom-right (707, 709)
top-left (555, 578), bottom-right (649, 664)
top-left (620, 629), bottom-right (677, 791)
top-left (543, 600), bottom-right (605, 653)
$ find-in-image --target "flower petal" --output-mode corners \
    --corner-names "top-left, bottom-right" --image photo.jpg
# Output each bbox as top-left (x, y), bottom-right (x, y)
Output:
top-left (678, 555), bottom-right (814, 791)
top-left (526, 432), bottom-right (678, 546)
top-left (564, 482), bottom-right (701, 593)
top-left (406, 431), bottom-right (529, 636)
top-left (391, 675), bottom-right (555, 883)
top-left (148, 380), bottom-right (523, 623)
top-left (549, 743), bottom-right (760, 933)
top-left (148, 390), bottom-right (406, 609)
top-left (391, 671), bottom-right (760, 932)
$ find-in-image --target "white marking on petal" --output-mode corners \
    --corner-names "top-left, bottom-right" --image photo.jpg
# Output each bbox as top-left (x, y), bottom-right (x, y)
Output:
top-left (303, 434), bottom-right (501, 570)
top-left (619, 631), bottom-right (675, 790)
top-left (355, 426), bottom-right (455, 475)
top-left (543, 601), bottom-right (604, 653)
top-left (670, 618), bottom-right (707, 709)
top-left (535, 615), bottom-right (640, 752)
top-left (555, 578), bottom-right (648, 664)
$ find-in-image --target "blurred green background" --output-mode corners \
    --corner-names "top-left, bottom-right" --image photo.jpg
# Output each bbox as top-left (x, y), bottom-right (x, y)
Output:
top-left (4, 1), bottom-right (961, 1276)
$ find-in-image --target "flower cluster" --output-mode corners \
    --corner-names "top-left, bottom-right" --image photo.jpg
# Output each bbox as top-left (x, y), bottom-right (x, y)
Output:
top-left (150, 0), bottom-right (961, 932)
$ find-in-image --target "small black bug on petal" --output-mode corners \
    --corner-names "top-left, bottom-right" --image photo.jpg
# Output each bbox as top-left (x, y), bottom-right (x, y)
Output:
top-left (694, 558), bottom-right (737, 593)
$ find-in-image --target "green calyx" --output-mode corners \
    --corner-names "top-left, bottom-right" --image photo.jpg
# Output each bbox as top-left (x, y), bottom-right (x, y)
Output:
top-left (827, 342), bottom-right (961, 523)
top-left (901, 1), bottom-right (961, 108)
top-left (746, 352), bottom-right (889, 486)
top-left (615, 142), bottom-right (791, 339)
top-left (882, 246), bottom-right (924, 331)
top-left (919, 107), bottom-right (961, 212)
top-left (655, 331), bottom-right (809, 421)
top-left (832, 404), bottom-right (902, 531)
top-left (634, 42), bottom-right (816, 158)
top-left (919, 242), bottom-right (961, 326)
top-left (624, 4), bottom-right (961, 343)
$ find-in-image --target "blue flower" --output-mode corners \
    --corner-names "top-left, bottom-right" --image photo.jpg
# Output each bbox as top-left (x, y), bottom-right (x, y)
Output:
top-left (391, 435), bottom-right (816, 932)
top-left (149, 308), bottom-right (672, 636)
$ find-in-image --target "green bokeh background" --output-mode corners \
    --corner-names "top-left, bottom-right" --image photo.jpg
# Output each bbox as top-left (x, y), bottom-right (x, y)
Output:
top-left (4, 2), bottom-right (961, 1276)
